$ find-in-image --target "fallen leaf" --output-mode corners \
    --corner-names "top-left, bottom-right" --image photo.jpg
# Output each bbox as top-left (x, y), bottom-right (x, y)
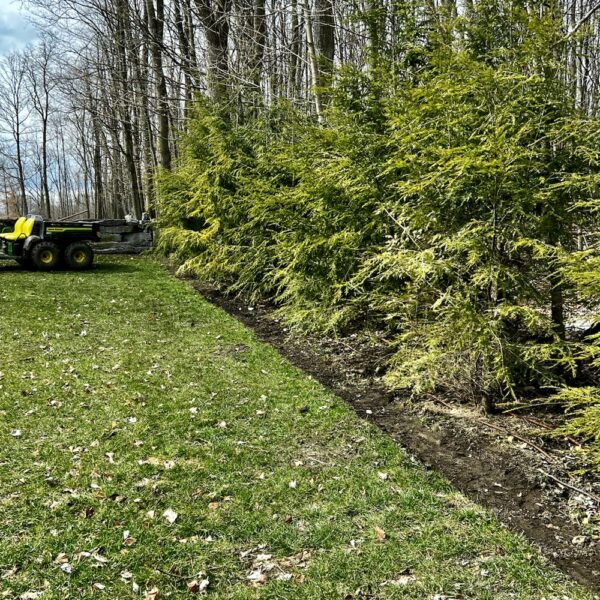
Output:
top-left (163, 508), bottom-right (178, 524)
top-left (123, 530), bottom-right (136, 546)
top-left (144, 587), bottom-right (159, 600)
top-left (247, 569), bottom-right (268, 585)
top-left (1, 567), bottom-right (17, 579)
top-left (187, 576), bottom-right (209, 594)
top-left (91, 551), bottom-right (108, 565)
top-left (382, 574), bottom-right (416, 586)
top-left (572, 535), bottom-right (589, 545)
top-left (255, 553), bottom-right (273, 562)
top-left (198, 577), bottom-right (210, 592)
top-left (374, 526), bottom-right (386, 542)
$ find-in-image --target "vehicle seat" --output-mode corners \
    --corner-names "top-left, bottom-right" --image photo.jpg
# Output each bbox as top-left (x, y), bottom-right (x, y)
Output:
top-left (0, 217), bottom-right (35, 241)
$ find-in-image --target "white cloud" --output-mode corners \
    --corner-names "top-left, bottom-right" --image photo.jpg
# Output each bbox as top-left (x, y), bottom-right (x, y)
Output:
top-left (0, 0), bottom-right (38, 54)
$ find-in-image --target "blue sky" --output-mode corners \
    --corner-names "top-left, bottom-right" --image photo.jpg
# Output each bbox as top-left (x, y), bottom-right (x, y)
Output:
top-left (0, 0), bottom-right (37, 54)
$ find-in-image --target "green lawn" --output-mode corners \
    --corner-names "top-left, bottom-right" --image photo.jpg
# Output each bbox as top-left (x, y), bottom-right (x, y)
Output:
top-left (0, 256), bottom-right (594, 599)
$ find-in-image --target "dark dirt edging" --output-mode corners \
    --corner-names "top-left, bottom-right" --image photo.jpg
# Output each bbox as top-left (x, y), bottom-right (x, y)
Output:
top-left (184, 277), bottom-right (600, 593)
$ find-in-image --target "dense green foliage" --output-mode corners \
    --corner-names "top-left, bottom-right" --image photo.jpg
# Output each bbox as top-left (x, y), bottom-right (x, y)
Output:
top-left (157, 5), bottom-right (600, 466)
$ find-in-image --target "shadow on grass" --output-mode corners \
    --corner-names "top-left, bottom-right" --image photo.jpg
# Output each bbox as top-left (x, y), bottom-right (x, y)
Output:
top-left (0, 258), bottom-right (142, 275)
top-left (0, 261), bottom-right (22, 272)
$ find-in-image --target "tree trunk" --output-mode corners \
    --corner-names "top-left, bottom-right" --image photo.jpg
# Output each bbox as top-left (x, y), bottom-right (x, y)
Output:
top-left (250, 0), bottom-right (266, 92)
top-left (315, 0), bottom-right (335, 76)
top-left (302, 0), bottom-right (323, 120)
top-left (145, 0), bottom-right (172, 171)
top-left (41, 114), bottom-right (51, 218)
top-left (15, 124), bottom-right (28, 215)
top-left (288, 0), bottom-right (301, 100)
top-left (194, 0), bottom-right (232, 103)
top-left (115, 0), bottom-right (144, 217)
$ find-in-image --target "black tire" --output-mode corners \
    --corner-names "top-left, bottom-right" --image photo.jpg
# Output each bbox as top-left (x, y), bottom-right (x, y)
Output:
top-left (31, 241), bottom-right (61, 271)
top-left (64, 242), bottom-right (94, 270)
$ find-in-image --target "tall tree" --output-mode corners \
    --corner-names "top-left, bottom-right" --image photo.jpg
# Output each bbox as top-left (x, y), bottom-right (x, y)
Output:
top-left (26, 38), bottom-right (55, 219)
top-left (194, 0), bottom-right (232, 102)
top-left (0, 52), bottom-right (30, 215)
top-left (145, 0), bottom-right (172, 170)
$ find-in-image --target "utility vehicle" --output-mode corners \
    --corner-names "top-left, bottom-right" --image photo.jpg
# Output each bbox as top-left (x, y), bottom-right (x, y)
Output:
top-left (0, 215), bottom-right (100, 270)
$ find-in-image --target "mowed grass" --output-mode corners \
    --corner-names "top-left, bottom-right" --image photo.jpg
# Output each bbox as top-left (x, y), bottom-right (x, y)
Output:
top-left (0, 256), bottom-right (594, 600)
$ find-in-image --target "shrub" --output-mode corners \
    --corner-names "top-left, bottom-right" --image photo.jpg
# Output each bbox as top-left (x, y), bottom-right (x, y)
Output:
top-left (158, 51), bottom-right (600, 451)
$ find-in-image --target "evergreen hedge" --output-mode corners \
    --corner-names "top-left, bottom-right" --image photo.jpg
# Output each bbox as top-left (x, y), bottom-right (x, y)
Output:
top-left (157, 47), bottom-right (600, 468)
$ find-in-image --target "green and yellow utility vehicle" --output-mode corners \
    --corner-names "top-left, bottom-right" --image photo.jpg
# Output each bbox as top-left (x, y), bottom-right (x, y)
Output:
top-left (0, 215), bottom-right (101, 270)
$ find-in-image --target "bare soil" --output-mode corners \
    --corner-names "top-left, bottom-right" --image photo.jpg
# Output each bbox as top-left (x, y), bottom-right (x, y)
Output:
top-left (189, 280), bottom-right (600, 593)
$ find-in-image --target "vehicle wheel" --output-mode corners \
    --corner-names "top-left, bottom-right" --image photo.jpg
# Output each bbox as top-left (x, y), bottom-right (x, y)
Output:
top-left (64, 242), bottom-right (94, 270)
top-left (31, 241), bottom-right (61, 271)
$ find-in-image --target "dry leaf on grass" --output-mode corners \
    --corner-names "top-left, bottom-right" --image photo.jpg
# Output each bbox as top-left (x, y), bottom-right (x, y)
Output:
top-left (91, 551), bottom-right (108, 565)
top-left (163, 508), bottom-right (178, 524)
top-left (187, 576), bottom-right (209, 593)
top-left (122, 530), bottom-right (136, 546)
top-left (381, 574), bottom-right (416, 586)
top-left (247, 569), bottom-right (268, 585)
top-left (1, 567), bottom-right (17, 579)
top-left (572, 535), bottom-right (588, 545)
top-left (144, 587), bottom-right (159, 600)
